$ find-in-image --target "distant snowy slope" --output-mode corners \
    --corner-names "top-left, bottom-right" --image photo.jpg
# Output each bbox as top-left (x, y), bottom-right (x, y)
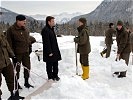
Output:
top-left (0, 7), bottom-right (37, 24)
top-left (30, 12), bottom-right (82, 24)
top-left (70, 0), bottom-right (132, 24)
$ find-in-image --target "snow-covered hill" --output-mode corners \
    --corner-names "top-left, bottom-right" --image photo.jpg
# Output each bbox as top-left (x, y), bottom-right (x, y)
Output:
top-left (71, 0), bottom-right (132, 24)
top-left (54, 12), bottom-right (83, 24)
top-left (0, 7), bottom-right (36, 24)
top-left (30, 14), bottom-right (47, 21)
top-left (1, 33), bottom-right (132, 99)
top-left (30, 12), bottom-right (82, 24)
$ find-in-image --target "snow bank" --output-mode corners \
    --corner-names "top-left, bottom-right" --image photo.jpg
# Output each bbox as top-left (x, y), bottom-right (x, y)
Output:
top-left (1, 33), bottom-right (132, 99)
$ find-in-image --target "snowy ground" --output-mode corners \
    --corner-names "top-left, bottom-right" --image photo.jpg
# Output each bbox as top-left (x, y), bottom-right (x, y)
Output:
top-left (1, 32), bottom-right (132, 99)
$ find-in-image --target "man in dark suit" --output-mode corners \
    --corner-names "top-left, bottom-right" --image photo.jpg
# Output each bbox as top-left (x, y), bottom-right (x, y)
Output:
top-left (41, 16), bottom-right (62, 81)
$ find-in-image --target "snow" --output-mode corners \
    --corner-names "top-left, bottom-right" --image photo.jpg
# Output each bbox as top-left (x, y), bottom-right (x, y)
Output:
top-left (1, 32), bottom-right (132, 99)
top-left (111, 59), bottom-right (129, 72)
top-left (31, 12), bottom-right (83, 24)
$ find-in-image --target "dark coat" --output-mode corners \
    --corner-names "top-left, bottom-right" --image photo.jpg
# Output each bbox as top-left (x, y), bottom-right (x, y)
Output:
top-left (116, 27), bottom-right (131, 54)
top-left (75, 26), bottom-right (91, 54)
top-left (41, 25), bottom-right (61, 62)
top-left (105, 28), bottom-right (116, 45)
top-left (0, 32), bottom-right (15, 69)
top-left (6, 23), bottom-right (30, 54)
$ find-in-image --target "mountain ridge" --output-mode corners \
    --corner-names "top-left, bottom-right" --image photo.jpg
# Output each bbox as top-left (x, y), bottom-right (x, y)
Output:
top-left (70, 0), bottom-right (133, 25)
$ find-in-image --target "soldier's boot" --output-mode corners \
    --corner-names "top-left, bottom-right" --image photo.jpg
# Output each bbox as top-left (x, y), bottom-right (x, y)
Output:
top-left (100, 52), bottom-right (104, 57)
top-left (113, 72), bottom-right (119, 75)
top-left (118, 71), bottom-right (126, 78)
top-left (24, 78), bottom-right (34, 88)
top-left (100, 48), bottom-right (107, 57)
top-left (82, 66), bottom-right (89, 80)
top-left (112, 72), bottom-right (119, 77)
top-left (8, 91), bottom-right (25, 100)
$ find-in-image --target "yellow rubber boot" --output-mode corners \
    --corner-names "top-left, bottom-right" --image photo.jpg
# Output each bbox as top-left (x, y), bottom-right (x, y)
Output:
top-left (82, 66), bottom-right (89, 80)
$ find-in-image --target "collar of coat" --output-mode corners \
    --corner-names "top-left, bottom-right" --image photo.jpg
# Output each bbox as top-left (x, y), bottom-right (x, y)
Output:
top-left (77, 25), bottom-right (88, 33)
top-left (13, 22), bottom-right (26, 30)
top-left (46, 24), bottom-right (55, 31)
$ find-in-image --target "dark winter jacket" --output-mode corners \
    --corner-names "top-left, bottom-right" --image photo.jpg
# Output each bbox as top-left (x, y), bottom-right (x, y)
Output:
top-left (116, 27), bottom-right (131, 54)
top-left (6, 23), bottom-right (30, 54)
top-left (0, 32), bottom-right (15, 69)
top-left (41, 25), bottom-right (61, 62)
top-left (74, 25), bottom-right (91, 54)
top-left (29, 36), bottom-right (36, 54)
top-left (105, 28), bottom-right (116, 45)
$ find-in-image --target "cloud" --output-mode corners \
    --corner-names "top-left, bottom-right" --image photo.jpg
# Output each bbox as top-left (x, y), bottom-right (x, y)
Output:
top-left (1, 0), bottom-right (103, 15)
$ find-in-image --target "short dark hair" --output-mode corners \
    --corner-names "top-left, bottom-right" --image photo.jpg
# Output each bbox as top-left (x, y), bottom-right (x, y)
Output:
top-left (46, 16), bottom-right (55, 26)
top-left (109, 23), bottom-right (114, 28)
top-left (46, 16), bottom-right (54, 22)
top-left (79, 18), bottom-right (87, 25)
top-left (16, 14), bottom-right (26, 21)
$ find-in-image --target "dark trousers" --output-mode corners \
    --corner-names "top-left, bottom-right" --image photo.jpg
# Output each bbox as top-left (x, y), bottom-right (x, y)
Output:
top-left (115, 53), bottom-right (130, 76)
top-left (102, 44), bottom-right (112, 58)
top-left (120, 53), bottom-right (130, 76)
top-left (0, 63), bottom-right (14, 96)
top-left (120, 53), bottom-right (130, 65)
top-left (106, 44), bottom-right (112, 58)
top-left (46, 61), bottom-right (58, 79)
top-left (80, 54), bottom-right (89, 66)
top-left (15, 52), bottom-right (31, 79)
top-left (102, 48), bottom-right (107, 54)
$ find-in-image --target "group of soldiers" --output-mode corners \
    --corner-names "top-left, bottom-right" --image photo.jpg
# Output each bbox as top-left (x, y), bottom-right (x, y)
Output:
top-left (74, 19), bottom-right (133, 79)
top-left (0, 14), bottom-right (133, 100)
top-left (100, 21), bottom-right (133, 78)
top-left (0, 15), bottom-right (36, 100)
top-left (0, 15), bottom-right (91, 100)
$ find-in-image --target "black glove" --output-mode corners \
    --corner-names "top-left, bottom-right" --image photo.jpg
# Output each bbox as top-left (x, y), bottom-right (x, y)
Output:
top-left (35, 50), bottom-right (38, 52)
top-left (74, 37), bottom-right (79, 43)
top-left (29, 45), bottom-right (32, 54)
top-left (12, 56), bottom-right (17, 64)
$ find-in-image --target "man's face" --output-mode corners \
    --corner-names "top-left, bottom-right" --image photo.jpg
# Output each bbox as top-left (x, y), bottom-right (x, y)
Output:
top-left (126, 28), bottom-right (130, 32)
top-left (48, 19), bottom-right (55, 27)
top-left (17, 20), bottom-right (26, 27)
top-left (111, 25), bottom-right (114, 28)
top-left (78, 21), bottom-right (83, 27)
top-left (117, 25), bottom-right (122, 30)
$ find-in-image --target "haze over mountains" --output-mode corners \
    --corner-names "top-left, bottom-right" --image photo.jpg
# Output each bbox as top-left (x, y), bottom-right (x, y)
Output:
top-left (0, 7), bottom-right (82, 24)
top-left (70, 0), bottom-right (133, 25)
top-left (1, 0), bottom-right (132, 25)
top-left (0, 7), bottom-right (36, 25)
top-left (30, 12), bottom-right (83, 24)
top-left (0, 0), bottom-right (133, 35)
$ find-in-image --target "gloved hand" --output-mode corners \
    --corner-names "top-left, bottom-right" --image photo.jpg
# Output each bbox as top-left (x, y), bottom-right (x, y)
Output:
top-left (74, 37), bottom-right (79, 43)
top-left (12, 56), bottom-right (17, 64)
top-left (35, 50), bottom-right (38, 52)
